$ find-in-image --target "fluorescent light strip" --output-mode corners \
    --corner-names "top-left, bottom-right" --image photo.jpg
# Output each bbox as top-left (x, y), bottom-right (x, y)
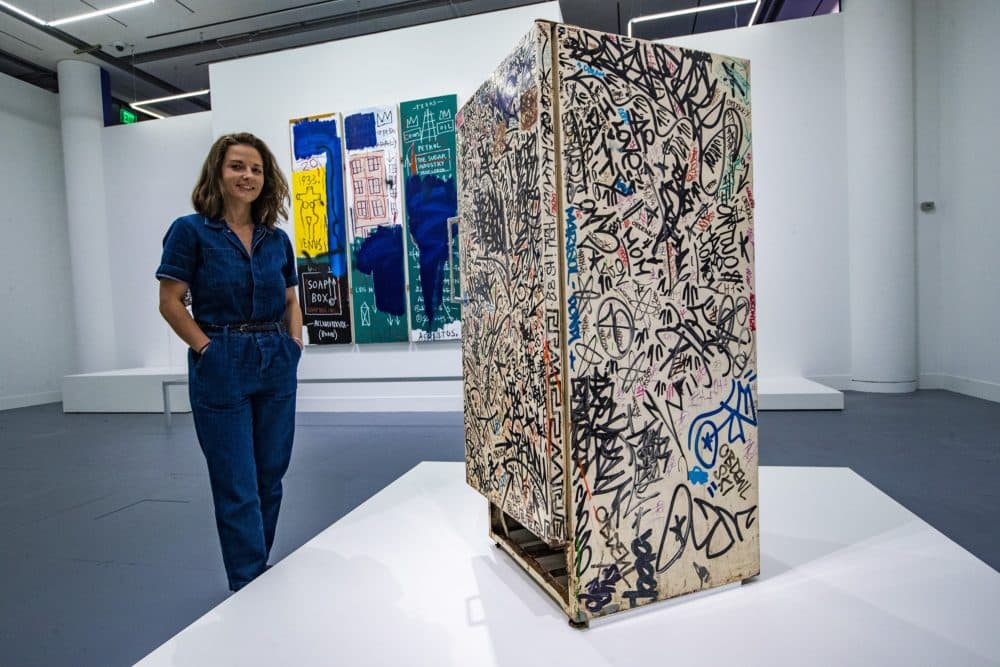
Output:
top-left (0, 1), bottom-right (46, 24)
top-left (749, 0), bottom-right (763, 25)
top-left (130, 88), bottom-right (209, 119)
top-left (628, 0), bottom-right (757, 36)
top-left (130, 106), bottom-right (165, 120)
top-left (131, 88), bottom-right (209, 106)
top-left (0, 0), bottom-right (154, 26)
top-left (48, 0), bottom-right (155, 27)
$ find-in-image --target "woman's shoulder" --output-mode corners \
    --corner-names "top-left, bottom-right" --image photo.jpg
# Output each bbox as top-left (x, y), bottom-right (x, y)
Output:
top-left (167, 213), bottom-right (226, 236)
top-left (169, 213), bottom-right (206, 231)
top-left (162, 214), bottom-right (214, 247)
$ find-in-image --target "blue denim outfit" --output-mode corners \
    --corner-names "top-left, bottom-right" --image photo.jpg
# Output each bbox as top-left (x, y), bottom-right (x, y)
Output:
top-left (157, 213), bottom-right (301, 591)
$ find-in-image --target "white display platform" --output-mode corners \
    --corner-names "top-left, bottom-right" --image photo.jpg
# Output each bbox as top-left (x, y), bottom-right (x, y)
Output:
top-left (62, 367), bottom-right (186, 413)
top-left (136, 463), bottom-right (999, 667)
top-left (62, 367), bottom-right (463, 413)
top-left (758, 376), bottom-right (844, 409)
top-left (63, 371), bottom-right (841, 413)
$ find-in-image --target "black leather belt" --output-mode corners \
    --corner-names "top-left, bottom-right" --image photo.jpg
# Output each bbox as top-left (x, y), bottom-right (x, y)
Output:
top-left (199, 321), bottom-right (285, 334)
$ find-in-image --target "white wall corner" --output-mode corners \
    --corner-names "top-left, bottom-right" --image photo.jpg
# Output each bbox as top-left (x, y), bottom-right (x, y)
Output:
top-left (919, 374), bottom-right (1000, 404)
top-left (0, 73), bottom-right (76, 411)
top-left (917, 373), bottom-right (946, 389)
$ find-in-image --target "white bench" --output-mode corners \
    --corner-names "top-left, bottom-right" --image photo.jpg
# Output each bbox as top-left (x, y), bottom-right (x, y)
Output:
top-left (64, 369), bottom-right (842, 425)
top-left (63, 364), bottom-right (465, 419)
top-left (161, 374), bottom-right (463, 427)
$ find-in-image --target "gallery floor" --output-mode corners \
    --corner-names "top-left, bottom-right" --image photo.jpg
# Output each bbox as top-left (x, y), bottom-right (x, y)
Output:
top-left (1, 390), bottom-right (998, 666)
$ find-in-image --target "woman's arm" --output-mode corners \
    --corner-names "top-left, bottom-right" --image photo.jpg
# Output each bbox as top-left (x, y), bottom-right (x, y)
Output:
top-left (159, 279), bottom-right (212, 352)
top-left (283, 286), bottom-right (304, 349)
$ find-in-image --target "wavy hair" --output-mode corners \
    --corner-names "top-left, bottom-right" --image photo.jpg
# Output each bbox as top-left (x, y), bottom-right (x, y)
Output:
top-left (191, 132), bottom-right (289, 229)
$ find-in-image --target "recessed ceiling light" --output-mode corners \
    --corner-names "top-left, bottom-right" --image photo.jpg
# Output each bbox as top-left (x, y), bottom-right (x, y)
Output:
top-left (130, 88), bottom-right (210, 120)
top-left (628, 0), bottom-right (758, 37)
top-left (0, 1), bottom-right (45, 24)
top-left (0, 0), bottom-right (155, 27)
top-left (130, 107), bottom-right (165, 120)
top-left (48, 0), bottom-right (155, 27)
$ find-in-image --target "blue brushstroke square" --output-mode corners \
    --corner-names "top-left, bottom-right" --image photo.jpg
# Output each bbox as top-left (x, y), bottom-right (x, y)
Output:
top-left (345, 113), bottom-right (377, 150)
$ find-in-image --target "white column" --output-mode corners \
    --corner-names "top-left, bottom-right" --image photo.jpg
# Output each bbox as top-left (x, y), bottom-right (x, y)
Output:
top-left (57, 60), bottom-right (118, 373)
top-left (913, 0), bottom-right (942, 386)
top-left (844, 0), bottom-right (917, 393)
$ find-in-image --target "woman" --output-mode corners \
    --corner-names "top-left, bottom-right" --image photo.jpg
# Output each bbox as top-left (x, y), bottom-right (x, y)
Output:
top-left (156, 132), bottom-right (303, 591)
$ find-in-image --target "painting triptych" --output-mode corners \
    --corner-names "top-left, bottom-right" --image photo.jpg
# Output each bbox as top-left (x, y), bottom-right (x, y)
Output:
top-left (289, 95), bottom-right (461, 345)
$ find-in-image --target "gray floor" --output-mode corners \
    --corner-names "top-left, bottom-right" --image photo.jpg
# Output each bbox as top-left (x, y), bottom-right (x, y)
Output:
top-left (0, 390), bottom-right (997, 667)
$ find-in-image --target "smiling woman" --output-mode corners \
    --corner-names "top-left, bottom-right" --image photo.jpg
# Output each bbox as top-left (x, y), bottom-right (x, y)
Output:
top-left (155, 131), bottom-right (304, 592)
top-left (191, 132), bottom-right (289, 231)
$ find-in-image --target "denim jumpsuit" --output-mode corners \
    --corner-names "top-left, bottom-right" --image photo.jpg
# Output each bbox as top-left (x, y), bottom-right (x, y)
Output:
top-left (157, 213), bottom-right (301, 591)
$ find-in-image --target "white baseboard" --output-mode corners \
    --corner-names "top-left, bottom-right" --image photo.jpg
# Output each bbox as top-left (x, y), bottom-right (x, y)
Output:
top-left (0, 390), bottom-right (62, 411)
top-left (808, 376), bottom-right (918, 393)
top-left (765, 374), bottom-right (1000, 404)
top-left (919, 373), bottom-right (948, 389)
top-left (849, 379), bottom-right (919, 393)
top-left (807, 375), bottom-right (853, 391)
top-left (920, 373), bottom-right (1000, 404)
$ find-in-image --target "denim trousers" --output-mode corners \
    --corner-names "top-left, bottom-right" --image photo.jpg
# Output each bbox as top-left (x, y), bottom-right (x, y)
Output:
top-left (188, 327), bottom-right (301, 591)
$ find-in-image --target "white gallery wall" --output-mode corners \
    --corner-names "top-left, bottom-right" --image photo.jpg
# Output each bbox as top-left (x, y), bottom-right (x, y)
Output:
top-left (5, 1), bottom-right (998, 410)
top-left (915, 0), bottom-right (1000, 402)
top-left (203, 2), bottom-right (852, 404)
top-left (667, 14), bottom-right (850, 383)
top-left (206, 2), bottom-right (566, 408)
top-left (97, 3), bottom-right (566, 411)
top-left (0, 74), bottom-right (76, 410)
top-left (914, 0), bottom-right (942, 386)
top-left (103, 111), bottom-right (212, 370)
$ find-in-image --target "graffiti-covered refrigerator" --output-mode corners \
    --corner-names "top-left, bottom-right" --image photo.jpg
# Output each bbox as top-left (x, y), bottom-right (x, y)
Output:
top-left (457, 20), bottom-right (759, 626)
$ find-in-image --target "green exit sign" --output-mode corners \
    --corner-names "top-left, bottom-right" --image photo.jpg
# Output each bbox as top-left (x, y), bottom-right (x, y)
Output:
top-left (120, 107), bottom-right (137, 124)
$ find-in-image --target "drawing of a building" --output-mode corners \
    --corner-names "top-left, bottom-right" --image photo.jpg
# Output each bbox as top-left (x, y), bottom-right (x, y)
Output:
top-left (350, 150), bottom-right (389, 231)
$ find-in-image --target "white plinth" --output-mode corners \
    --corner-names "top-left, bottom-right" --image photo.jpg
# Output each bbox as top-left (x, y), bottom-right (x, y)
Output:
top-left (62, 367), bottom-right (187, 413)
top-left (61, 368), bottom-right (463, 413)
top-left (136, 463), bottom-right (999, 667)
top-left (758, 376), bottom-right (844, 409)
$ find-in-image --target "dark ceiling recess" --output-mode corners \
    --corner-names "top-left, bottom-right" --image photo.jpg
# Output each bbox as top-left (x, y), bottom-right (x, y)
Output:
top-left (0, 47), bottom-right (58, 92)
top-left (557, 0), bottom-right (623, 33)
top-left (558, 0), bottom-right (838, 40)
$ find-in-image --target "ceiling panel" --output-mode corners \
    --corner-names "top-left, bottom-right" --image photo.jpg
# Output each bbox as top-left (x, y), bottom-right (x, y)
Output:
top-left (1, 0), bottom-right (840, 118)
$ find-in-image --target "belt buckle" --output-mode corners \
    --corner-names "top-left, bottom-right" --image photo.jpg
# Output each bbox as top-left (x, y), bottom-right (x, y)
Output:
top-left (238, 323), bottom-right (250, 333)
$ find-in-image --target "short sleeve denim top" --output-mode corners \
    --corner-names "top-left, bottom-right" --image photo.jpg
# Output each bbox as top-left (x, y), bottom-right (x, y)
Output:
top-left (156, 213), bottom-right (298, 325)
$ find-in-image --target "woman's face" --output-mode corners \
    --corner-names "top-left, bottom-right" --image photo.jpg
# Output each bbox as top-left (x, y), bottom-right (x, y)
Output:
top-left (220, 144), bottom-right (264, 208)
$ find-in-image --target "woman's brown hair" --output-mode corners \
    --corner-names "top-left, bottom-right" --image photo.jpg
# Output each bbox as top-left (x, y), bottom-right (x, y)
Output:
top-left (191, 132), bottom-right (289, 229)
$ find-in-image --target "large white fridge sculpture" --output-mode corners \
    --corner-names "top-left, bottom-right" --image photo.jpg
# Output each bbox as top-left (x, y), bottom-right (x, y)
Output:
top-left (458, 20), bottom-right (759, 625)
